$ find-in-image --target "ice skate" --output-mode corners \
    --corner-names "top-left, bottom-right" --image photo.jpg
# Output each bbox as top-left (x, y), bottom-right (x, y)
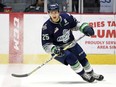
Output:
top-left (81, 73), bottom-right (95, 83)
top-left (87, 71), bottom-right (104, 81)
top-left (91, 73), bottom-right (104, 81)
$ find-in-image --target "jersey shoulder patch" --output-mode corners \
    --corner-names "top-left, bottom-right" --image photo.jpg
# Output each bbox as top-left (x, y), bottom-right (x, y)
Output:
top-left (42, 23), bottom-right (47, 30)
top-left (42, 19), bottom-right (51, 31)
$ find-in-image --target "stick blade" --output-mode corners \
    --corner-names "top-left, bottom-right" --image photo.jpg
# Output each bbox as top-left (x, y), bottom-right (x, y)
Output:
top-left (12, 73), bottom-right (29, 77)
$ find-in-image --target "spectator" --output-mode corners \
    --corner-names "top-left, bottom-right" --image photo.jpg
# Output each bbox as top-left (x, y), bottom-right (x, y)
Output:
top-left (83, 0), bottom-right (100, 13)
top-left (72, 0), bottom-right (78, 12)
top-left (48, 0), bottom-right (67, 12)
top-left (24, 0), bottom-right (44, 12)
top-left (0, 3), bottom-right (6, 12)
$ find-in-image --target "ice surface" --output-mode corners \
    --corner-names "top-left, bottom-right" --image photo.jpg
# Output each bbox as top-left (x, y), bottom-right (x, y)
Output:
top-left (0, 64), bottom-right (116, 87)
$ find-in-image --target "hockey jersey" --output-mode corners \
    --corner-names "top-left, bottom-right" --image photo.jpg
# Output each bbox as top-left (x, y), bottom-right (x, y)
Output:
top-left (41, 13), bottom-right (79, 53)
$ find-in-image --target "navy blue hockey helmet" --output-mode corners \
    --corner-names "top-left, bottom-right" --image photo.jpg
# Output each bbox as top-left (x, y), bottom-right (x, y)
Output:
top-left (48, 3), bottom-right (59, 12)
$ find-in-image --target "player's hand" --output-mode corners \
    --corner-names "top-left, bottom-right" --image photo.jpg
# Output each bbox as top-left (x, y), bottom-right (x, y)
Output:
top-left (51, 46), bottom-right (64, 55)
top-left (80, 23), bottom-right (94, 36)
top-left (83, 26), bottom-right (94, 36)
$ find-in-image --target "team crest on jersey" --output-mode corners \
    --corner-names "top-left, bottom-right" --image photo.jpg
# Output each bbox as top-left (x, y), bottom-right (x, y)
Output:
top-left (54, 27), bottom-right (59, 33)
top-left (64, 19), bottom-right (69, 26)
top-left (57, 29), bottom-right (70, 43)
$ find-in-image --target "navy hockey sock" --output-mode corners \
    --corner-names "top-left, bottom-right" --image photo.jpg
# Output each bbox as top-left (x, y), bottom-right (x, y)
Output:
top-left (71, 61), bottom-right (84, 75)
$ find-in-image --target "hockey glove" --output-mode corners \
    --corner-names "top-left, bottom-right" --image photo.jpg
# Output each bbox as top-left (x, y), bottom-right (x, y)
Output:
top-left (80, 23), bottom-right (94, 36)
top-left (51, 46), bottom-right (64, 55)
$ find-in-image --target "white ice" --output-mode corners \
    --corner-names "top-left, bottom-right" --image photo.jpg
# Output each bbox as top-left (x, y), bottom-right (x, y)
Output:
top-left (0, 64), bottom-right (116, 87)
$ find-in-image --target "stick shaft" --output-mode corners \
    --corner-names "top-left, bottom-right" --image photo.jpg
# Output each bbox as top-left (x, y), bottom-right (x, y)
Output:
top-left (12, 35), bottom-right (85, 77)
top-left (29, 35), bottom-right (85, 75)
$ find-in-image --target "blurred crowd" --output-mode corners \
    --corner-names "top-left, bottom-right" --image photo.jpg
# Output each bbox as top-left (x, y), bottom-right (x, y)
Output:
top-left (0, 2), bottom-right (6, 12)
top-left (24, 0), bottom-right (44, 12)
top-left (0, 0), bottom-right (113, 13)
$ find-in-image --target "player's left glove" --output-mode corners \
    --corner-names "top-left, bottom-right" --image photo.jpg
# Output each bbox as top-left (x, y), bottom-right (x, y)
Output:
top-left (80, 23), bottom-right (94, 36)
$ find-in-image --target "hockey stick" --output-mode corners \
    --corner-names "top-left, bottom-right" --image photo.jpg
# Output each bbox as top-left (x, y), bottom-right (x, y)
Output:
top-left (12, 35), bottom-right (85, 77)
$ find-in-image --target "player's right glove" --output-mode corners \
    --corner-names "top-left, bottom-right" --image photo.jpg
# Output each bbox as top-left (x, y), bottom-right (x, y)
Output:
top-left (51, 46), bottom-right (64, 55)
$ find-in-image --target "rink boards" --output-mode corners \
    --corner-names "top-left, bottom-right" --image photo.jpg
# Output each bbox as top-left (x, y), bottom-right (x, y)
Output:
top-left (0, 13), bottom-right (116, 64)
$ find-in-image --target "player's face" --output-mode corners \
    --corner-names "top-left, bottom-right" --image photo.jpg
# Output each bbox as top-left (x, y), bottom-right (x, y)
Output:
top-left (48, 10), bottom-right (60, 22)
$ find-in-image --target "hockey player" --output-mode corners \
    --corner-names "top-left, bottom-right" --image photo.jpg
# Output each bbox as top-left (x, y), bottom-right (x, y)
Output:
top-left (41, 3), bottom-right (104, 82)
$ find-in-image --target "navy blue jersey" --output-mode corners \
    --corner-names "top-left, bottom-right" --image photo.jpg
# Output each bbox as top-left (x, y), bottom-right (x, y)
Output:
top-left (42, 13), bottom-right (79, 53)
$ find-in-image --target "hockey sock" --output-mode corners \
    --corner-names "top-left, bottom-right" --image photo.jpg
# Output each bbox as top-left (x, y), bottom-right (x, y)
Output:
top-left (79, 58), bottom-right (93, 73)
top-left (71, 61), bottom-right (85, 75)
top-left (83, 62), bottom-right (93, 73)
